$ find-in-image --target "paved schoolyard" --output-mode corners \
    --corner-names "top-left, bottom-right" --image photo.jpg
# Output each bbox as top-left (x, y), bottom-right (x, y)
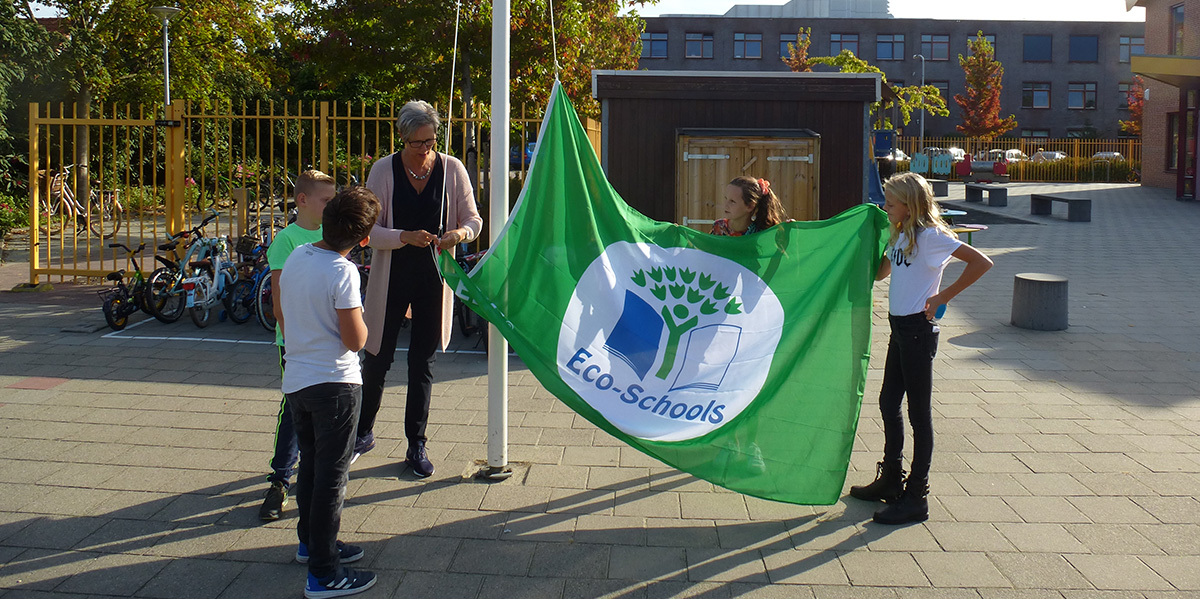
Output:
top-left (0, 182), bottom-right (1198, 598)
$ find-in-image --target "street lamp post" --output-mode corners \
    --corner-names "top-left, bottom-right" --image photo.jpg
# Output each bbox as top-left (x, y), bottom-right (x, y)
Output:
top-left (148, 6), bottom-right (181, 110)
top-left (913, 53), bottom-right (926, 157)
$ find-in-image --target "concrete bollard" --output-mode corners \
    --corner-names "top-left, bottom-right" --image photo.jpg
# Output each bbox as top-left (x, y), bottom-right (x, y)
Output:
top-left (1011, 273), bottom-right (1068, 331)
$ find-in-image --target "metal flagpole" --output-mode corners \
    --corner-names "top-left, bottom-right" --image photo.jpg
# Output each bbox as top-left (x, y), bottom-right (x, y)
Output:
top-left (485, 0), bottom-right (513, 480)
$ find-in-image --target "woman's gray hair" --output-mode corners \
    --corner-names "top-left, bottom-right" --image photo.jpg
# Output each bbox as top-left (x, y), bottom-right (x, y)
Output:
top-left (396, 101), bottom-right (440, 140)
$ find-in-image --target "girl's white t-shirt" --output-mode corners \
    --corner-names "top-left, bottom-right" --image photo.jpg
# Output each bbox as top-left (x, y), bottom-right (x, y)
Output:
top-left (887, 227), bottom-right (963, 317)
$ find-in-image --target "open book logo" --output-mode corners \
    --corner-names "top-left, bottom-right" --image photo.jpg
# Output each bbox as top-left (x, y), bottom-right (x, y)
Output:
top-left (559, 242), bottom-right (783, 442)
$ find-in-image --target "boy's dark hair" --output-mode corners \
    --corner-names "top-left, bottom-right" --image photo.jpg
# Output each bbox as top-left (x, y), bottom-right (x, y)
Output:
top-left (322, 186), bottom-right (380, 251)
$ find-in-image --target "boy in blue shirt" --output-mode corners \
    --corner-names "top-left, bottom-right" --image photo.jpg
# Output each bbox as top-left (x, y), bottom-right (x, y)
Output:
top-left (260, 170), bottom-right (336, 521)
top-left (279, 186), bottom-right (380, 598)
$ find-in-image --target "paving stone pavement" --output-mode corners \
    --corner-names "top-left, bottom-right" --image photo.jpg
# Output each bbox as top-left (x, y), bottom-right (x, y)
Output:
top-left (1, 182), bottom-right (1198, 598)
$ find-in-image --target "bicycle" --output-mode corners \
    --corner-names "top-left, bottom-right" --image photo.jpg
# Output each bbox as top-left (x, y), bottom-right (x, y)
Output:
top-left (144, 211), bottom-right (221, 324)
top-left (1127, 168), bottom-right (1141, 183)
top-left (224, 235), bottom-right (270, 325)
top-left (39, 165), bottom-right (123, 239)
top-left (99, 242), bottom-right (152, 331)
top-left (180, 234), bottom-right (239, 328)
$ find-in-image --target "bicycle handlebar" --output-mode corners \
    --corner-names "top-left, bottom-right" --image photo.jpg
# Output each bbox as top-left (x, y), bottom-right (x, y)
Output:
top-left (108, 242), bottom-right (147, 255)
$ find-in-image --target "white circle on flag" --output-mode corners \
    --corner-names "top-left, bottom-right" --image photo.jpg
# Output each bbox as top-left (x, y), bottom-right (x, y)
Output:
top-left (557, 242), bottom-right (783, 442)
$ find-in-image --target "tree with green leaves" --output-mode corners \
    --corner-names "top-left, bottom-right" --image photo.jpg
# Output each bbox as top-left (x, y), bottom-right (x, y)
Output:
top-left (954, 32), bottom-right (1016, 139)
top-left (630, 265), bottom-right (742, 380)
top-left (288, 0), bottom-right (643, 118)
top-left (804, 50), bottom-right (949, 130)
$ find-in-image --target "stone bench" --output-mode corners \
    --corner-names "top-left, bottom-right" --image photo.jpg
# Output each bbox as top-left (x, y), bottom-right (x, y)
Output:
top-left (1011, 273), bottom-right (1068, 331)
top-left (1030, 193), bottom-right (1092, 222)
top-left (964, 183), bottom-right (1008, 207)
top-left (927, 179), bottom-right (948, 197)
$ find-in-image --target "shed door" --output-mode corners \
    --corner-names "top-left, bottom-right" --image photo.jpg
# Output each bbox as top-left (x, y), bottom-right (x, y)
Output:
top-left (677, 135), bottom-right (820, 231)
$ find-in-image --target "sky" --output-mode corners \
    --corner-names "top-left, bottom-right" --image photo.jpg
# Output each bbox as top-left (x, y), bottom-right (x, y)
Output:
top-left (633, 0), bottom-right (1145, 21)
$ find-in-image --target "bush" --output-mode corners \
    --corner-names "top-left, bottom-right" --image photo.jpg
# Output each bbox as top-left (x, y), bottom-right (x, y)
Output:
top-left (0, 193), bottom-right (30, 238)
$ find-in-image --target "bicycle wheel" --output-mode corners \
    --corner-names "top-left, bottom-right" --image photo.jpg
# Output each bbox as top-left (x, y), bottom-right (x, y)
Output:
top-left (190, 305), bottom-right (213, 328)
top-left (145, 267), bottom-right (186, 323)
top-left (102, 295), bottom-right (128, 331)
top-left (223, 279), bottom-right (255, 324)
top-left (255, 274), bottom-right (277, 332)
top-left (89, 193), bottom-right (122, 239)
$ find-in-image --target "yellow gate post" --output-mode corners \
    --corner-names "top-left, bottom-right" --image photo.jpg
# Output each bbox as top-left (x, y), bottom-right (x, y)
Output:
top-left (319, 101), bottom-right (330, 174)
top-left (164, 100), bottom-right (186, 235)
top-left (27, 103), bottom-right (40, 285)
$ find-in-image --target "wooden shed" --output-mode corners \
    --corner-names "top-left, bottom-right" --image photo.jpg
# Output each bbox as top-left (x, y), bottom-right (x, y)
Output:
top-left (592, 71), bottom-right (883, 225)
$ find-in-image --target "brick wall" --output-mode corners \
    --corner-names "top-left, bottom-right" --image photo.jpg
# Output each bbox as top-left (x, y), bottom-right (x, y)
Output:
top-left (1141, 0), bottom-right (1173, 190)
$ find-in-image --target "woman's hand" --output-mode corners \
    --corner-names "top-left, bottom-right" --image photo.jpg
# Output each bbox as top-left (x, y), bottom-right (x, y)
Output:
top-left (400, 229), bottom-right (438, 248)
top-left (437, 228), bottom-right (466, 251)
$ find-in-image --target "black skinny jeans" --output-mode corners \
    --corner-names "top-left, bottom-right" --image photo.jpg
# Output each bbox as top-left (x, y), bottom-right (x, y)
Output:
top-left (289, 382), bottom-right (360, 579)
top-left (878, 312), bottom-right (940, 484)
top-left (358, 249), bottom-right (442, 443)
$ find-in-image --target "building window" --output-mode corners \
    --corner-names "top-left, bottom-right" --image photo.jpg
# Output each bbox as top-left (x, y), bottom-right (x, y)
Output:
top-left (780, 32), bottom-right (808, 58)
top-left (1120, 36), bottom-right (1145, 63)
top-left (831, 33), bottom-right (858, 55)
top-left (1168, 112), bottom-right (1180, 170)
top-left (641, 32), bottom-right (667, 59)
top-left (734, 33), bottom-right (763, 59)
top-left (1171, 4), bottom-right (1185, 56)
top-left (1118, 82), bottom-right (1131, 110)
top-left (1024, 34), bottom-right (1053, 62)
top-left (931, 81), bottom-right (950, 100)
top-left (1068, 82), bottom-right (1097, 109)
top-left (966, 34), bottom-right (996, 56)
top-left (1022, 82), bottom-right (1051, 109)
top-left (1069, 35), bottom-right (1099, 62)
top-left (1066, 128), bottom-right (1096, 138)
top-left (921, 34), bottom-right (949, 60)
top-left (876, 34), bottom-right (904, 60)
top-left (685, 33), bottom-right (713, 59)
top-left (890, 80), bottom-right (904, 87)
top-left (1021, 129), bottom-right (1051, 138)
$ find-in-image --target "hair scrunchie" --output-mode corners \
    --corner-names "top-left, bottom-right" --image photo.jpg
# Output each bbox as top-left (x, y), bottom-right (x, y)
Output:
top-left (757, 178), bottom-right (771, 196)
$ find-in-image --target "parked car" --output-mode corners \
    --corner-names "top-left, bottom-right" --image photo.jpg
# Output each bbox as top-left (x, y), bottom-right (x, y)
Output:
top-left (987, 149), bottom-right (1028, 162)
top-left (923, 147), bottom-right (965, 162)
top-left (884, 149), bottom-right (909, 161)
top-left (1092, 151), bottom-right (1125, 161)
top-left (1031, 150), bottom-right (1067, 163)
top-left (510, 142), bottom-right (537, 168)
top-left (947, 147), bottom-right (966, 162)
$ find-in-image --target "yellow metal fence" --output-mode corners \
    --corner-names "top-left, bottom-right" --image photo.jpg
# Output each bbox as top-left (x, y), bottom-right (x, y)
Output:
top-left (894, 136), bottom-right (1142, 182)
top-left (28, 100), bottom-right (601, 283)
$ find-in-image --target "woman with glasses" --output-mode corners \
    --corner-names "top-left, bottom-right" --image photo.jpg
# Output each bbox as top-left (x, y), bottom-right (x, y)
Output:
top-left (356, 100), bottom-right (483, 478)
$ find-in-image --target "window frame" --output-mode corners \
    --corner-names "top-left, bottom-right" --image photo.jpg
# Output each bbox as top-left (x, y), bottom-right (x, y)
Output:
top-left (831, 32), bottom-right (859, 56)
top-left (1068, 81), bottom-right (1098, 110)
top-left (1171, 4), bottom-right (1185, 56)
top-left (930, 81), bottom-right (950, 101)
top-left (1021, 129), bottom-right (1051, 138)
top-left (640, 32), bottom-right (668, 59)
top-left (876, 33), bottom-right (904, 61)
top-left (920, 34), bottom-right (950, 61)
top-left (1023, 34), bottom-right (1053, 63)
top-left (1068, 35), bottom-right (1099, 63)
top-left (1119, 36), bottom-right (1145, 63)
top-left (734, 32), bottom-right (763, 59)
top-left (1118, 82), bottom-right (1131, 110)
top-left (1022, 81), bottom-right (1052, 109)
top-left (685, 32), bottom-right (714, 59)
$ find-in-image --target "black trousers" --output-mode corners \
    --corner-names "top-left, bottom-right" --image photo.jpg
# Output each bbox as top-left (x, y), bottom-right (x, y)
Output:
top-left (358, 249), bottom-right (443, 443)
top-left (878, 312), bottom-right (939, 484)
top-left (290, 382), bottom-right (360, 579)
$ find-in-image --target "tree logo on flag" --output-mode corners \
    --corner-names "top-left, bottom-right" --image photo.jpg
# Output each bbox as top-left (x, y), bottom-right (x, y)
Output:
top-left (558, 242), bottom-right (783, 442)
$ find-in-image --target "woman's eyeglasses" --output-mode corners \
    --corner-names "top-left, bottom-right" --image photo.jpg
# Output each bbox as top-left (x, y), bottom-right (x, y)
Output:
top-left (405, 138), bottom-right (437, 149)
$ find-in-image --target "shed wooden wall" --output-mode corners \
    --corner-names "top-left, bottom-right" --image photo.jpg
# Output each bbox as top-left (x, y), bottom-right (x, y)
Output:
top-left (595, 73), bottom-right (878, 222)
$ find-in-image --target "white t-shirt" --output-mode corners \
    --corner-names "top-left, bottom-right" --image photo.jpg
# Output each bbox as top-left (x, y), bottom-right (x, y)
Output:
top-left (887, 227), bottom-right (963, 316)
top-left (279, 244), bottom-right (363, 394)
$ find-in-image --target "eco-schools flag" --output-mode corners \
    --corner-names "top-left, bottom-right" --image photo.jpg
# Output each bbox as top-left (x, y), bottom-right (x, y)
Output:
top-left (440, 83), bottom-right (888, 505)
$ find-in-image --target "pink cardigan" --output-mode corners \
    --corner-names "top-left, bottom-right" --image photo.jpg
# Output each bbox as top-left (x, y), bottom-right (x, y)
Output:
top-left (362, 152), bottom-right (483, 355)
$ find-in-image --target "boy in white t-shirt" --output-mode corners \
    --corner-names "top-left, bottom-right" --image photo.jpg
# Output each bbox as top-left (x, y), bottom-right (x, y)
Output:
top-left (279, 186), bottom-right (380, 598)
top-left (850, 172), bottom-right (993, 526)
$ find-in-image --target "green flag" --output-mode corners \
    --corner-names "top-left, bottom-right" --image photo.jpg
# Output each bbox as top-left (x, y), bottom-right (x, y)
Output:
top-left (440, 83), bottom-right (889, 505)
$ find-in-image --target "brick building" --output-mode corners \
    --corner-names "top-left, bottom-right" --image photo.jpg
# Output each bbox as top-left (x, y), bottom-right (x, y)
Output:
top-left (638, 10), bottom-right (1144, 139)
top-left (1130, 0), bottom-right (1200, 197)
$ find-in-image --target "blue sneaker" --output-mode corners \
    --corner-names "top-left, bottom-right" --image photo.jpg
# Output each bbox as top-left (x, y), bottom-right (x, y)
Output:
top-left (406, 440), bottom-right (434, 478)
top-left (350, 433), bottom-right (375, 465)
top-left (296, 540), bottom-right (364, 564)
top-left (304, 567), bottom-right (376, 598)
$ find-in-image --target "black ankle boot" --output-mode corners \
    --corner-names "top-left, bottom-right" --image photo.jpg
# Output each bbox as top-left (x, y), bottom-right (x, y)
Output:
top-left (873, 477), bottom-right (929, 525)
top-left (849, 460), bottom-right (905, 503)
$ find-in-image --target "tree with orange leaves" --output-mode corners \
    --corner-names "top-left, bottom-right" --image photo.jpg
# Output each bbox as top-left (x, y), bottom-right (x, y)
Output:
top-left (954, 32), bottom-right (1017, 139)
